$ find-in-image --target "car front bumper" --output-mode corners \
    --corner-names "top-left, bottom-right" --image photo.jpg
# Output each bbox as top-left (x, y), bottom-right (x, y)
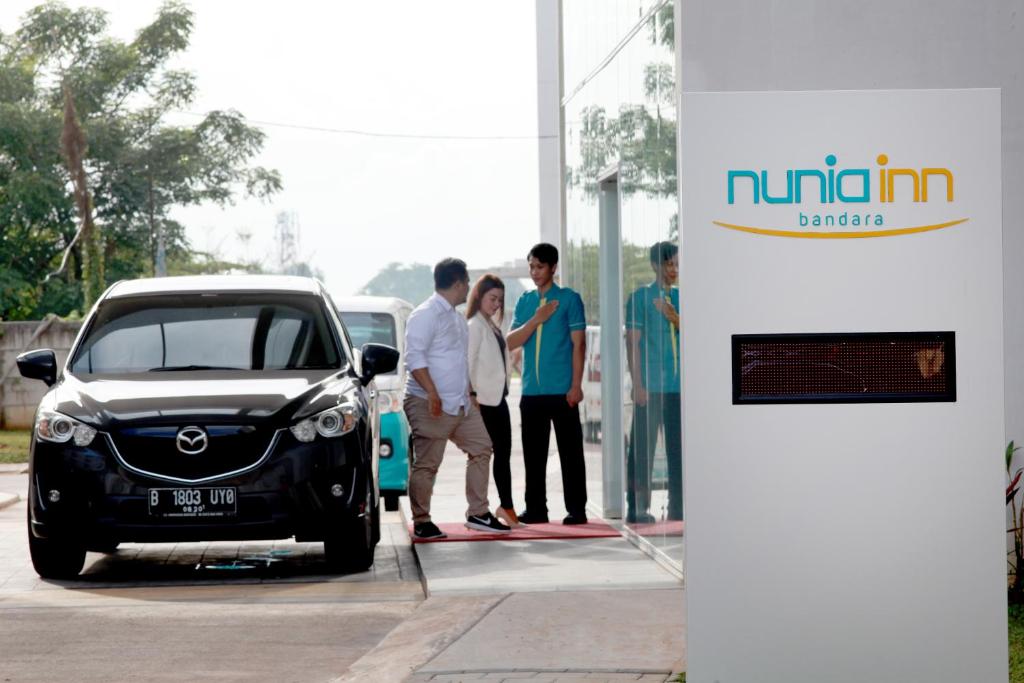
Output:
top-left (27, 429), bottom-right (371, 545)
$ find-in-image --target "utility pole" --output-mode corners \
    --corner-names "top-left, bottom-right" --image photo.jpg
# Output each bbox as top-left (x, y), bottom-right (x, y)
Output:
top-left (275, 212), bottom-right (299, 273)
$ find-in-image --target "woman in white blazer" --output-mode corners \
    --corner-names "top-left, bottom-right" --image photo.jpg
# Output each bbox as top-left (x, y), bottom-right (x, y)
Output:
top-left (467, 274), bottom-right (519, 527)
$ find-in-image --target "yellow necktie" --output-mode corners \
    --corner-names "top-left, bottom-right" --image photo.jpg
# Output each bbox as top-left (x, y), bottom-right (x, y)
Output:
top-left (666, 288), bottom-right (678, 376)
top-left (535, 296), bottom-right (546, 378)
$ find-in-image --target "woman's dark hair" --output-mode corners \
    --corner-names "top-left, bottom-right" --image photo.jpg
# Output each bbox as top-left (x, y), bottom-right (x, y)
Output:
top-left (466, 274), bottom-right (506, 324)
top-left (434, 258), bottom-right (469, 290)
top-left (528, 242), bottom-right (559, 267)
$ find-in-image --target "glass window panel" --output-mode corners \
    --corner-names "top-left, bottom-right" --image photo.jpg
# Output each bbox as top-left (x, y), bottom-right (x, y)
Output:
top-left (562, 1), bottom-right (681, 568)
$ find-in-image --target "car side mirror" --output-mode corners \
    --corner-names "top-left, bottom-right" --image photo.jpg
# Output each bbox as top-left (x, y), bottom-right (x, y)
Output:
top-left (17, 349), bottom-right (58, 387)
top-left (359, 343), bottom-right (400, 386)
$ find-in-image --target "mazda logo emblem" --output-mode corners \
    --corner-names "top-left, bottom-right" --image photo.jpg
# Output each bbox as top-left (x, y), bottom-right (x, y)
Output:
top-left (176, 427), bottom-right (208, 455)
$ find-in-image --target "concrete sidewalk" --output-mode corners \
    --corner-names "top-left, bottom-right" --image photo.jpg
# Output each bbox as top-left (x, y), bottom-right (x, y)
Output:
top-left (337, 397), bottom-right (687, 682)
top-left (0, 465), bottom-right (24, 511)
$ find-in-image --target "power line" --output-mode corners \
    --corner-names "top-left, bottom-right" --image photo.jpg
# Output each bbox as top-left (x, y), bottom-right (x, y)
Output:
top-left (172, 110), bottom-right (558, 141)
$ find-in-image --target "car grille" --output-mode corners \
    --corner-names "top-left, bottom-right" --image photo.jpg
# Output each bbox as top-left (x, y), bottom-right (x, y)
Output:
top-left (107, 425), bottom-right (279, 483)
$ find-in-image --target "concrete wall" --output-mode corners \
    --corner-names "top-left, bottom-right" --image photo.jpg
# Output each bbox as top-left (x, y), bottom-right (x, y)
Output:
top-left (0, 320), bottom-right (82, 429)
top-left (678, 0), bottom-right (1024, 457)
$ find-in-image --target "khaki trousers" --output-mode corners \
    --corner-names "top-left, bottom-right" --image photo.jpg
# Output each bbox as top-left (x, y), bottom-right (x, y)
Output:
top-left (405, 395), bottom-right (493, 523)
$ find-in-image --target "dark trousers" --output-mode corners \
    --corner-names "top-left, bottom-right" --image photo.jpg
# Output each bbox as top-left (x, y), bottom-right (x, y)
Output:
top-left (520, 394), bottom-right (587, 516)
top-left (627, 391), bottom-right (682, 520)
top-left (479, 399), bottom-right (514, 509)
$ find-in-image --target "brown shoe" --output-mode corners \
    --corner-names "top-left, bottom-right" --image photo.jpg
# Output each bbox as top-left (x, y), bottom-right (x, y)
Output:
top-left (495, 507), bottom-right (521, 528)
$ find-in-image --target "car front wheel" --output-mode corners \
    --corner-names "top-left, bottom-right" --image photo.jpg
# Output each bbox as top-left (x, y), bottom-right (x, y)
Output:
top-left (28, 517), bottom-right (86, 580)
top-left (323, 481), bottom-right (378, 574)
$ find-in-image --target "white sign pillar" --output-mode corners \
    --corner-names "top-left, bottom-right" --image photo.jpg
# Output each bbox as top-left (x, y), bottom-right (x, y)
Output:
top-left (680, 89), bottom-right (1006, 682)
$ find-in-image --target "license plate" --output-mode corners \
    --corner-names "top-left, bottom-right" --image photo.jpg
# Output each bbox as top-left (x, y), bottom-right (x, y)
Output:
top-left (148, 487), bottom-right (237, 518)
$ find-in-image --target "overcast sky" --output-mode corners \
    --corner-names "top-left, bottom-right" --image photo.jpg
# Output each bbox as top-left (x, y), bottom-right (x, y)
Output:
top-left (0, 0), bottom-right (542, 297)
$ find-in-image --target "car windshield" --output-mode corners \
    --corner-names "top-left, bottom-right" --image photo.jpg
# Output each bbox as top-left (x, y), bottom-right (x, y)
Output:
top-left (70, 293), bottom-right (343, 374)
top-left (338, 311), bottom-right (398, 375)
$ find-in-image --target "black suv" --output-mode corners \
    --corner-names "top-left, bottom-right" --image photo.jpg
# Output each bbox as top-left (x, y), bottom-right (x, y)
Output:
top-left (17, 275), bottom-right (399, 579)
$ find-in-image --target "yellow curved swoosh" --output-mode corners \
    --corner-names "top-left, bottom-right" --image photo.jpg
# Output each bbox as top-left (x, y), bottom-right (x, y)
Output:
top-left (712, 218), bottom-right (969, 239)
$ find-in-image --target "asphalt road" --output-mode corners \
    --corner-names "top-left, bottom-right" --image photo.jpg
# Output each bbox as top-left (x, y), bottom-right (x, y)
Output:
top-left (0, 472), bottom-right (424, 682)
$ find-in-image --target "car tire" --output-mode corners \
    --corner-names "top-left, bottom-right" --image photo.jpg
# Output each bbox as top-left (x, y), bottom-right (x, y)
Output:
top-left (324, 512), bottom-right (374, 574)
top-left (89, 541), bottom-right (120, 554)
top-left (384, 493), bottom-right (399, 512)
top-left (28, 520), bottom-right (86, 580)
top-left (324, 477), bottom-right (377, 574)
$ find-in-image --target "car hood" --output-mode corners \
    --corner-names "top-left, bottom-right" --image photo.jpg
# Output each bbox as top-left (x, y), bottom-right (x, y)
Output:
top-left (51, 370), bottom-right (355, 427)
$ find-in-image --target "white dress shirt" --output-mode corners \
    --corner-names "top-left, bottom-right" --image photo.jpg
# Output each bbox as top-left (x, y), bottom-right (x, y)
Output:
top-left (404, 292), bottom-right (471, 416)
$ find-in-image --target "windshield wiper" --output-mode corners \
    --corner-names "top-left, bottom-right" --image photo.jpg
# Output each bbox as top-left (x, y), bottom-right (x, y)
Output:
top-left (148, 365), bottom-right (244, 372)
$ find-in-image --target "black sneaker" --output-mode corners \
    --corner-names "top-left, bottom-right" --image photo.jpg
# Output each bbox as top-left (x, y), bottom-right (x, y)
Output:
top-left (517, 510), bottom-right (549, 525)
top-left (563, 512), bottom-right (589, 525)
top-left (465, 513), bottom-right (511, 533)
top-left (413, 521), bottom-right (447, 540)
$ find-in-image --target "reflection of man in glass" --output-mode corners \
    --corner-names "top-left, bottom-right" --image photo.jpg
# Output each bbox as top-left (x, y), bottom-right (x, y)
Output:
top-left (625, 241), bottom-right (682, 524)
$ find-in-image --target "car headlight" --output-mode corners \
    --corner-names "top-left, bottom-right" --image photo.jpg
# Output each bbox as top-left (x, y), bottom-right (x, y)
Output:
top-left (377, 390), bottom-right (402, 414)
top-left (35, 410), bottom-right (97, 447)
top-left (290, 403), bottom-right (359, 443)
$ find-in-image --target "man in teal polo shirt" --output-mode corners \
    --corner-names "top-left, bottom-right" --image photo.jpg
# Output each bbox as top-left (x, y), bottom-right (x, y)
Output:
top-left (625, 241), bottom-right (682, 523)
top-left (508, 242), bottom-right (589, 525)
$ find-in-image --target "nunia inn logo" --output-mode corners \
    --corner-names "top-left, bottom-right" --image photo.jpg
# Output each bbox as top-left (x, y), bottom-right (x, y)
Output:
top-left (716, 154), bottom-right (968, 239)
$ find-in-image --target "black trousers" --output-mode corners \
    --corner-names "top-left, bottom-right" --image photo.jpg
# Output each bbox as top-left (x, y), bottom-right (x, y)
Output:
top-left (520, 394), bottom-right (587, 516)
top-left (479, 399), bottom-right (514, 510)
top-left (627, 391), bottom-right (682, 520)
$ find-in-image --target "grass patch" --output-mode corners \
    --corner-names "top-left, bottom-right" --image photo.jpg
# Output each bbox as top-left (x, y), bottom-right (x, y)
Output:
top-left (0, 430), bottom-right (30, 464)
top-left (1012, 606), bottom-right (1024, 683)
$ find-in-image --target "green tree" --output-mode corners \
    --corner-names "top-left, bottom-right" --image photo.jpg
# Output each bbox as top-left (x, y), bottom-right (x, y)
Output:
top-left (359, 262), bottom-right (433, 305)
top-left (0, 1), bottom-right (281, 319)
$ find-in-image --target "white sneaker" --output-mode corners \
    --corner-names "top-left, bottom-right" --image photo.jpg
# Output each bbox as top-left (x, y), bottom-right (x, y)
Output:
top-left (465, 513), bottom-right (511, 533)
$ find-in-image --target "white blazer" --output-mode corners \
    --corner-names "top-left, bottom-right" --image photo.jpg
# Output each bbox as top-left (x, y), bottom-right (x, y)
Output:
top-left (468, 312), bottom-right (511, 407)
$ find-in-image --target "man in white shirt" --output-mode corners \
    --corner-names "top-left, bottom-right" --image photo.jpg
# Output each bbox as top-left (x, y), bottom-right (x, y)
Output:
top-left (404, 258), bottom-right (511, 539)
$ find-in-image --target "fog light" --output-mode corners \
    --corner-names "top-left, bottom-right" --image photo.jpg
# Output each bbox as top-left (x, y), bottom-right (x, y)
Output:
top-left (48, 490), bottom-right (61, 503)
top-left (330, 484), bottom-right (344, 498)
top-left (380, 443), bottom-right (393, 457)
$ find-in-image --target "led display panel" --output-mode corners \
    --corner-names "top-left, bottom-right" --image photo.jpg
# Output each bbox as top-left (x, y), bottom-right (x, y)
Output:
top-left (732, 332), bottom-right (956, 404)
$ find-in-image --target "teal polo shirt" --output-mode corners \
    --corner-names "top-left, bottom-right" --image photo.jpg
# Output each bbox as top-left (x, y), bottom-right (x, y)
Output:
top-left (512, 283), bottom-right (586, 396)
top-left (625, 282), bottom-right (680, 394)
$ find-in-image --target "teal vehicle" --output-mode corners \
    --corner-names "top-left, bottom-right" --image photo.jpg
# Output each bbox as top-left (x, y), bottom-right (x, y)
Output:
top-left (336, 296), bottom-right (414, 511)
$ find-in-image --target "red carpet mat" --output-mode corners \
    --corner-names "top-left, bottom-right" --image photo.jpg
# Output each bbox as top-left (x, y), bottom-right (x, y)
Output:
top-left (410, 520), bottom-right (622, 544)
top-left (627, 520), bottom-right (685, 537)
